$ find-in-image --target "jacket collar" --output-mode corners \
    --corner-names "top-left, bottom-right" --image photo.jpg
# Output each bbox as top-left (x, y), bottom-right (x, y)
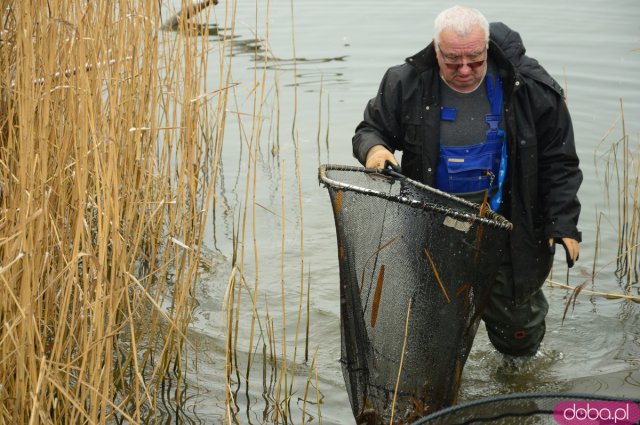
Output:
top-left (405, 43), bottom-right (438, 73)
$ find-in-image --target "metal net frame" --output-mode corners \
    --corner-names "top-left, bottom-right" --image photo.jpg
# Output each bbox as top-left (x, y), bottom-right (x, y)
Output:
top-left (319, 164), bottom-right (513, 424)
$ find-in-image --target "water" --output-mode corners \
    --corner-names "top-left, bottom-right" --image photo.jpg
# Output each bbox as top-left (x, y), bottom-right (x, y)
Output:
top-left (162, 0), bottom-right (640, 423)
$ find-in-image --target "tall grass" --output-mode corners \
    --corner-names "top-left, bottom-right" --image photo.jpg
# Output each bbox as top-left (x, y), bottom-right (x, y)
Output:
top-left (0, 1), bottom-right (218, 423)
top-left (595, 100), bottom-right (640, 292)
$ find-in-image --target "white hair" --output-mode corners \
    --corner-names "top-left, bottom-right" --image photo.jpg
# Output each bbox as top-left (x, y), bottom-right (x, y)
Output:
top-left (433, 6), bottom-right (490, 47)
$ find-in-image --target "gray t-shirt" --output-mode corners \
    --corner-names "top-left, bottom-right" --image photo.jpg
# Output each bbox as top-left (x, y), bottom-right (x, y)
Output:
top-left (439, 62), bottom-right (499, 147)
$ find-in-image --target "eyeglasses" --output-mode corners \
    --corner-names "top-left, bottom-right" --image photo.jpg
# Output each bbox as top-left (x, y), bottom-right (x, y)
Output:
top-left (437, 45), bottom-right (487, 70)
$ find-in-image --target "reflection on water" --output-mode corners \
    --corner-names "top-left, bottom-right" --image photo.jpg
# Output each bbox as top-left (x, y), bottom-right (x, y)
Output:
top-left (571, 369), bottom-right (640, 397)
top-left (226, 37), bottom-right (263, 56)
top-left (221, 34), bottom-right (348, 65)
top-left (250, 54), bottom-right (348, 65)
top-left (226, 36), bottom-right (349, 87)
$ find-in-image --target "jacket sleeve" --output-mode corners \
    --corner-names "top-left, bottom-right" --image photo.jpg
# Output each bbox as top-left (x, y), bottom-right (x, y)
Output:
top-left (352, 67), bottom-right (403, 165)
top-left (536, 92), bottom-right (583, 242)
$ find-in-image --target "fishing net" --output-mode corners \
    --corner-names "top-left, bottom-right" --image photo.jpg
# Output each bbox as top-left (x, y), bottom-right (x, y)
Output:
top-left (413, 392), bottom-right (640, 425)
top-left (318, 165), bottom-right (513, 424)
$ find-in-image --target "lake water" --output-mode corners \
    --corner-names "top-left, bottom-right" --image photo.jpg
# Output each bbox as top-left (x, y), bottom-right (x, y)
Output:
top-left (162, 0), bottom-right (640, 423)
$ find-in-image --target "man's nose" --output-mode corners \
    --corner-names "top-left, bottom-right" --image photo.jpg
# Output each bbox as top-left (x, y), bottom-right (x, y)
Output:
top-left (458, 62), bottom-right (473, 74)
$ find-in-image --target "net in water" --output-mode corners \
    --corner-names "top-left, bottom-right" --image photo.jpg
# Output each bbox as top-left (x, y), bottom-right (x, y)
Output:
top-left (318, 165), bottom-right (512, 424)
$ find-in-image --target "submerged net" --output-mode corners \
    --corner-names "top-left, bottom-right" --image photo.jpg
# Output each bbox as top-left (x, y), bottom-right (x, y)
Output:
top-left (413, 392), bottom-right (640, 425)
top-left (318, 165), bottom-right (513, 424)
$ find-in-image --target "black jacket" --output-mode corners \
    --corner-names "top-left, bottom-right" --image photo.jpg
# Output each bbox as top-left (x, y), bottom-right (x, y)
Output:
top-left (352, 22), bottom-right (582, 301)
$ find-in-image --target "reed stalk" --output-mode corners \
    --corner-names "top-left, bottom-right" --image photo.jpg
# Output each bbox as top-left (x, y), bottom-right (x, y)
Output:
top-left (301, 346), bottom-right (320, 424)
top-left (547, 279), bottom-right (640, 304)
top-left (390, 298), bottom-right (413, 424)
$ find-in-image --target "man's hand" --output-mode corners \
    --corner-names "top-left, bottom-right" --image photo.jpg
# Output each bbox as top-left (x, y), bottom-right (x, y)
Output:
top-left (365, 145), bottom-right (398, 169)
top-left (549, 237), bottom-right (580, 268)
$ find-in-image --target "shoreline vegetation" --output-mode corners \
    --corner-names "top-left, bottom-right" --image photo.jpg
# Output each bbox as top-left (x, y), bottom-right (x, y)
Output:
top-left (0, 1), bottom-right (219, 423)
top-left (1, 1), bottom-right (638, 424)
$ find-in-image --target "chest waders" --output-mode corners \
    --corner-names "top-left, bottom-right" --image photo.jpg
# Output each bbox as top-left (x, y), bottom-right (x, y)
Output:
top-left (436, 74), bottom-right (507, 211)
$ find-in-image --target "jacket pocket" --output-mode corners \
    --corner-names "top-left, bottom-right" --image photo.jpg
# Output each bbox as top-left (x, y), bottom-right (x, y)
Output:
top-left (402, 122), bottom-right (422, 154)
top-left (400, 117), bottom-right (424, 180)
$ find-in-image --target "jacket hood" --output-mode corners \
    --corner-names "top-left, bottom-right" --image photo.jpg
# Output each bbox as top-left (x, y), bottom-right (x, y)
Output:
top-left (489, 22), bottom-right (526, 66)
top-left (491, 22), bottom-right (565, 97)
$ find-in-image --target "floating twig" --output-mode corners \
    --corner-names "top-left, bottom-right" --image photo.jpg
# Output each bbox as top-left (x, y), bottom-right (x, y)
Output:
top-left (370, 265), bottom-right (385, 327)
top-left (547, 278), bottom-right (640, 307)
top-left (161, 0), bottom-right (218, 31)
top-left (424, 248), bottom-right (451, 303)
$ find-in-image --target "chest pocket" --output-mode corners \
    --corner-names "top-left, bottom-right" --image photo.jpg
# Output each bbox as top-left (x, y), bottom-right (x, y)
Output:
top-left (437, 141), bottom-right (502, 193)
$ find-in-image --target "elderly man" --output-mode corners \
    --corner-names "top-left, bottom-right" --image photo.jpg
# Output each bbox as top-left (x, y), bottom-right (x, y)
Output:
top-left (352, 6), bottom-right (582, 359)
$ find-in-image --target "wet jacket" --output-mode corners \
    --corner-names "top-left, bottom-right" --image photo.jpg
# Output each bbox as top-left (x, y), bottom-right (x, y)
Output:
top-left (352, 22), bottom-right (582, 302)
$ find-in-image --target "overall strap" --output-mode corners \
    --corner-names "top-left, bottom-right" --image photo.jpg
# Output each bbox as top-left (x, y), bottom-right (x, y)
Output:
top-left (485, 74), bottom-right (503, 140)
top-left (485, 74), bottom-right (507, 211)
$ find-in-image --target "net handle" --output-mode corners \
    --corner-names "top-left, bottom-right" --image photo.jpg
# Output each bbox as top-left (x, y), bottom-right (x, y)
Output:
top-left (318, 164), bottom-right (513, 231)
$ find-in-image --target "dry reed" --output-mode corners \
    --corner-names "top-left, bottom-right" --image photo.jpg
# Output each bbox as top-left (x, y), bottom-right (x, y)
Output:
top-left (0, 0), bottom-right (218, 423)
top-left (594, 99), bottom-right (640, 292)
top-left (216, 0), bottom-right (326, 422)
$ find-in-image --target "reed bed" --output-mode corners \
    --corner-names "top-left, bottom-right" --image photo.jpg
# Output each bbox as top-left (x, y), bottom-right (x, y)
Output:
top-left (593, 100), bottom-right (640, 292)
top-left (0, 1), bottom-right (218, 423)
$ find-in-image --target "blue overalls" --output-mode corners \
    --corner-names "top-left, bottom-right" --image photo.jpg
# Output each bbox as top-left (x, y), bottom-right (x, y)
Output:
top-left (435, 74), bottom-right (507, 211)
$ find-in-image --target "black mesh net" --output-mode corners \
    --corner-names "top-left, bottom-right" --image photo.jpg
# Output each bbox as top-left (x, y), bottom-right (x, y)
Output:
top-left (318, 165), bottom-right (513, 424)
top-left (413, 393), bottom-right (640, 425)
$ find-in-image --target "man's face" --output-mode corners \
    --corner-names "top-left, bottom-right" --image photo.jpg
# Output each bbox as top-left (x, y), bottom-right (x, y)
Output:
top-left (435, 26), bottom-right (487, 93)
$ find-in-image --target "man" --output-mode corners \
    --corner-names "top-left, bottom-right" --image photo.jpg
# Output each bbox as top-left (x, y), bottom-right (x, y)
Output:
top-left (352, 6), bottom-right (582, 359)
